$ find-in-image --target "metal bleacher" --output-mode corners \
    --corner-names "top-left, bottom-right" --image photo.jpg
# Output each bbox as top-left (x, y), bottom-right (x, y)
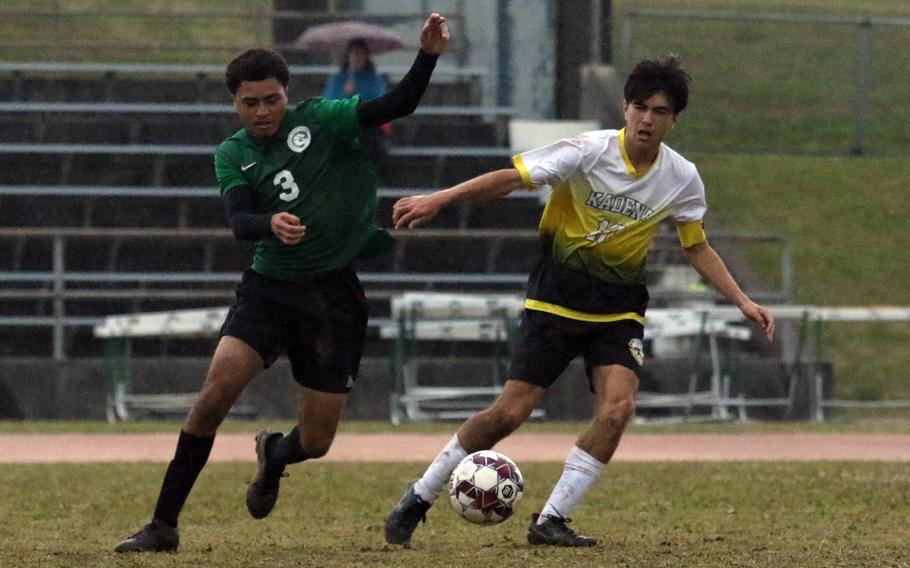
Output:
top-left (0, 59), bottom-right (542, 362)
top-left (0, 101), bottom-right (515, 147)
top-left (0, 57), bottom-right (797, 424)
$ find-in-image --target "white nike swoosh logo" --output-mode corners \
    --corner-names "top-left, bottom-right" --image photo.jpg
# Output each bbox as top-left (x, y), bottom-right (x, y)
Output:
top-left (241, 162), bottom-right (257, 171)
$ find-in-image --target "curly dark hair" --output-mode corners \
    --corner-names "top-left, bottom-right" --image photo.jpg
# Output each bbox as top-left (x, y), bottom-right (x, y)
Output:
top-left (225, 48), bottom-right (290, 94)
top-left (624, 55), bottom-right (691, 114)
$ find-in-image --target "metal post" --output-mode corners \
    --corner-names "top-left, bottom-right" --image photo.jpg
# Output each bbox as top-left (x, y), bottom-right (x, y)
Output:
top-left (852, 20), bottom-right (873, 155)
top-left (708, 333), bottom-right (729, 420)
top-left (812, 320), bottom-right (826, 422)
top-left (781, 238), bottom-right (793, 302)
top-left (790, 310), bottom-right (810, 420)
top-left (495, 0), bottom-right (513, 107)
top-left (600, 0), bottom-right (613, 64)
top-left (52, 235), bottom-right (66, 361)
top-left (591, 0), bottom-right (602, 64)
top-left (620, 14), bottom-right (634, 73)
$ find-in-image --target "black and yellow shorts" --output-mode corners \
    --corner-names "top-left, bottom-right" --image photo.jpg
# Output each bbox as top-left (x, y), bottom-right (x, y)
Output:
top-left (220, 267), bottom-right (367, 393)
top-left (507, 309), bottom-right (645, 391)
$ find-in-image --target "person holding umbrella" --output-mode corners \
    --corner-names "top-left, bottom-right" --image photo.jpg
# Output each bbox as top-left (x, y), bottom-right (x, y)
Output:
top-left (322, 38), bottom-right (391, 176)
top-left (114, 13), bottom-right (449, 554)
top-left (323, 38), bottom-right (387, 102)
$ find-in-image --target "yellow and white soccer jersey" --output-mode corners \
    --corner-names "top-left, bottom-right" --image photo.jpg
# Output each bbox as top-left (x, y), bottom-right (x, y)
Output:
top-left (513, 127), bottom-right (707, 321)
top-left (515, 127), bottom-right (706, 284)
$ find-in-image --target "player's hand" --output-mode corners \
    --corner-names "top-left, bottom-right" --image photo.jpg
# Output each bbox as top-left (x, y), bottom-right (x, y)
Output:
top-left (271, 212), bottom-right (306, 245)
top-left (419, 13), bottom-right (449, 55)
top-left (740, 300), bottom-right (775, 342)
top-left (392, 194), bottom-right (444, 229)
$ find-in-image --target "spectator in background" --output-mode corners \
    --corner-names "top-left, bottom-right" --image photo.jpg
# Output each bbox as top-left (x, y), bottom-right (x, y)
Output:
top-left (323, 39), bottom-right (390, 177)
top-left (323, 39), bottom-right (387, 102)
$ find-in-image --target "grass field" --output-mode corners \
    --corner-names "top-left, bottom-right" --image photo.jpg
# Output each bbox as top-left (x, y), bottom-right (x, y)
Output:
top-left (1, 460), bottom-right (907, 567)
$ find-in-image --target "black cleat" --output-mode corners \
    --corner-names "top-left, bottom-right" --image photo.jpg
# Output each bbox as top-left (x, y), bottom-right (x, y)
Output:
top-left (384, 480), bottom-right (432, 546)
top-left (527, 513), bottom-right (598, 547)
top-left (246, 429), bottom-right (286, 520)
top-left (114, 519), bottom-right (179, 553)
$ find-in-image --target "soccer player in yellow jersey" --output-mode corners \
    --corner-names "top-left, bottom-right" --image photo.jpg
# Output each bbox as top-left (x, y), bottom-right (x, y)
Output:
top-left (384, 55), bottom-right (775, 548)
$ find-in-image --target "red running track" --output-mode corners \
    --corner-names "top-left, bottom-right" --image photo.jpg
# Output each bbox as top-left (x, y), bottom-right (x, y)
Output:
top-left (2, 433), bottom-right (909, 463)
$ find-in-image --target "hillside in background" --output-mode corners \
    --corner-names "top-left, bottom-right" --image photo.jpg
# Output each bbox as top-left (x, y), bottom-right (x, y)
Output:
top-left (695, 153), bottom-right (910, 400)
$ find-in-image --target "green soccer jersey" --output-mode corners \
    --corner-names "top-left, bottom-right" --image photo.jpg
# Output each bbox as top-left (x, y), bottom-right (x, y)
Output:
top-left (214, 95), bottom-right (393, 280)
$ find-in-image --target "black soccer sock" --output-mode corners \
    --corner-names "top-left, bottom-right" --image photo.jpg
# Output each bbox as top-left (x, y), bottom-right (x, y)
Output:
top-left (271, 426), bottom-right (310, 469)
top-left (152, 430), bottom-right (215, 528)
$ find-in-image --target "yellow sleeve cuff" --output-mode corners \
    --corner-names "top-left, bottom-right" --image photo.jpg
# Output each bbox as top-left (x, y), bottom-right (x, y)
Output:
top-left (512, 155), bottom-right (535, 189)
top-left (675, 220), bottom-right (707, 248)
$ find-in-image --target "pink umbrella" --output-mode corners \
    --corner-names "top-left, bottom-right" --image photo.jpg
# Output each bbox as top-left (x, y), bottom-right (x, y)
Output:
top-left (296, 21), bottom-right (406, 54)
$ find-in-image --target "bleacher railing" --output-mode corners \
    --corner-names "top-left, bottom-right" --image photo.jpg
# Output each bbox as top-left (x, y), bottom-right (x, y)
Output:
top-left (0, 227), bottom-right (792, 360)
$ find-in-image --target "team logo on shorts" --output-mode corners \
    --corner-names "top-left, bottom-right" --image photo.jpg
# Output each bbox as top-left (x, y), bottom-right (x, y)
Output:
top-left (287, 126), bottom-right (311, 153)
top-left (628, 338), bottom-right (644, 366)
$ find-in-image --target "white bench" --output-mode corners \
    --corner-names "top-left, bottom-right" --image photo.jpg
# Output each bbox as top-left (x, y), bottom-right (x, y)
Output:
top-left (93, 307), bottom-right (258, 422)
top-left (381, 293), bottom-right (754, 423)
top-left (382, 293), bottom-right (528, 423)
top-left (94, 296), bottom-right (757, 423)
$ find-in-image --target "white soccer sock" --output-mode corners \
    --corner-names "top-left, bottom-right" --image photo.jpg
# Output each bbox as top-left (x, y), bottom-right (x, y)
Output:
top-left (413, 433), bottom-right (468, 503)
top-left (538, 445), bottom-right (605, 524)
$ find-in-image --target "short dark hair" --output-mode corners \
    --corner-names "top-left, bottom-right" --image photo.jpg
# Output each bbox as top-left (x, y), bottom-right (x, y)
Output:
top-left (225, 48), bottom-right (290, 94)
top-left (624, 55), bottom-right (691, 114)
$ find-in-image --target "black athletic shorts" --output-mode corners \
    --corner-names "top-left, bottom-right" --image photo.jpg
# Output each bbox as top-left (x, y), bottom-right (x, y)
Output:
top-left (220, 267), bottom-right (367, 393)
top-left (507, 309), bottom-right (645, 391)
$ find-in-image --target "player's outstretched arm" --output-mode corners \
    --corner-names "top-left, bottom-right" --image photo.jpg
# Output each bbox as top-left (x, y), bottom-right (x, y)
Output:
top-left (356, 13), bottom-right (448, 129)
top-left (683, 241), bottom-right (775, 341)
top-left (392, 168), bottom-right (524, 229)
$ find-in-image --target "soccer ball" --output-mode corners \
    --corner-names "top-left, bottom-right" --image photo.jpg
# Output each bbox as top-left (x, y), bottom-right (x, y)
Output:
top-left (449, 450), bottom-right (524, 525)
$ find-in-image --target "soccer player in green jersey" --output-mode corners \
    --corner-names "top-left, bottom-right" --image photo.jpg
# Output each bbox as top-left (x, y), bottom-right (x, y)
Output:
top-left (115, 14), bottom-right (449, 553)
top-left (384, 55), bottom-right (775, 548)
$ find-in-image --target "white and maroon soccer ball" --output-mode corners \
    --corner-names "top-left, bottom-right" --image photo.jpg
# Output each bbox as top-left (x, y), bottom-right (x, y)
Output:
top-left (449, 450), bottom-right (524, 525)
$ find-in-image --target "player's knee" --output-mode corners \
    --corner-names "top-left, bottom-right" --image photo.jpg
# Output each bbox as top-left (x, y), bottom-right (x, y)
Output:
top-left (486, 404), bottom-right (530, 433)
top-left (185, 403), bottom-right (225, 434)
top-left (597, 396), bottom-right (635, 430)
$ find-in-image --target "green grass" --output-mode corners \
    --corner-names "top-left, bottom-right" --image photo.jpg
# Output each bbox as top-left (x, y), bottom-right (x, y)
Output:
top-left (696, 153), bottom-right (910, 399)
top-left (1, 461), bottom-right (908, 567)
top-left (697, 154), bottom-right (909, 304)
top-left (0, 0), bottom-right (273, 64)
top-left (611, 0), bottom-right (910, 156)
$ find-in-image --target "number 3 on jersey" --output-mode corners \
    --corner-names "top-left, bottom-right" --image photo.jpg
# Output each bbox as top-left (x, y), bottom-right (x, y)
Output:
top-left (274, 170), bottom-right (300, 202)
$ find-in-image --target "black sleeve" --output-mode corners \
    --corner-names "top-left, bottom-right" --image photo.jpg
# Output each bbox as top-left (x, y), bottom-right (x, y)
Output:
top-left (223, 185), bottom-right (273, 241)
top-left (356, 50), bottom-right (439, 130)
